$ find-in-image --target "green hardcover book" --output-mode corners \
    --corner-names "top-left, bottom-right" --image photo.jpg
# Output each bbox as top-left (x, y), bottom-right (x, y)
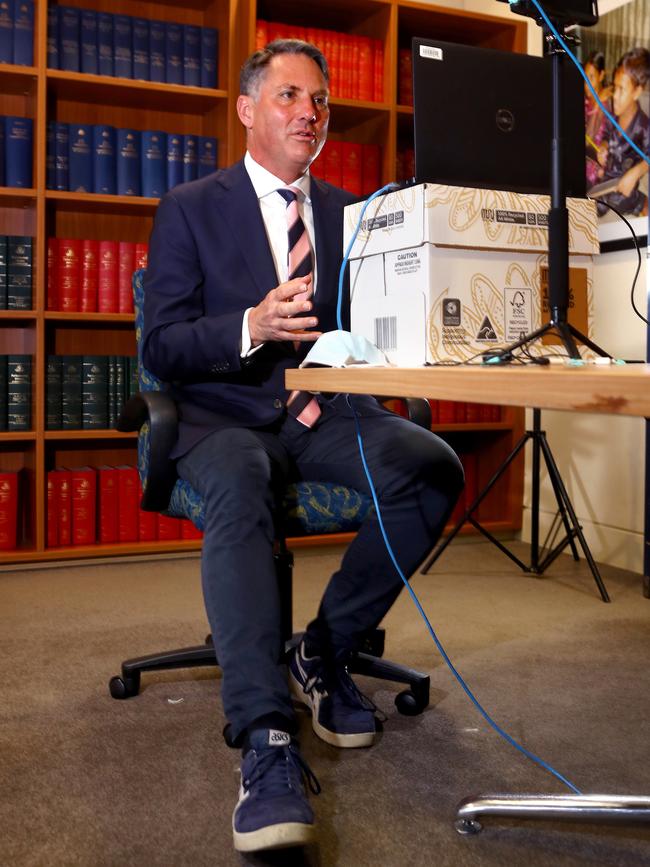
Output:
top-left (7, 354), bottom-right (32, 431)
top-left (46, 355), bottom-right (63, 430)
top-left (7, 236), bottom-right (33, 310)
top-left (114, 355), bottom-right (127, 422)
top-left (61, 355), bottom-right (83, 429)
top-left (107, 355), bottom-right (117, 429)
top-left (0, 237), bottom-right (7, 309)
top-left (127, 354), bottom-right (139, 400)
top-left (82, 355), bottom-right (108, 429)
top-left (0, 355), bottom-right (7, 430)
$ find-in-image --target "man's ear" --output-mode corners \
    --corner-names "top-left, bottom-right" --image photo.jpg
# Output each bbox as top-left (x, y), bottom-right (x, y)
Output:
top-left (237, 95), bottom-right (254, 129)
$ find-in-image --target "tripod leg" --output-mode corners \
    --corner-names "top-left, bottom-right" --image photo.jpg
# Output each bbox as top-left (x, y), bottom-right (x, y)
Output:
top-left (565, 323), bottom-right (611, 359)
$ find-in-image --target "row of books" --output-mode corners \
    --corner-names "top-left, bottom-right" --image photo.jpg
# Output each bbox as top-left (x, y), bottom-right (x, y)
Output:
top-left (0, 355), bottom-right (31, 431)
top-left (429, 400), bottom-right (502, 425)
top-left (46, 355), bottom-right (138, 431)
top-left (0, 1), bottom-right (33, 66)
top-left (46, 123), bottom-right (217, 198)
top-left (47, 465), bottom-right (203, 549)
top-left (47, 7), bottom-right (218, 89)
top-left (449, 451), bottom-right (479, 527)
top-left (311, 141), bottom-right (381, 198)
top-left (398, 49), bottom-right (414, 107)
top-left (0, 235), bottom-right (32, 310)
top-left (0, 471), bottom-right (20, 550)
top-left (0, 116), bottom-right (32, 188)
top-left (256, 21), bottom-right (383, 103)
top-left (47, 238), bottom-right (148, 314)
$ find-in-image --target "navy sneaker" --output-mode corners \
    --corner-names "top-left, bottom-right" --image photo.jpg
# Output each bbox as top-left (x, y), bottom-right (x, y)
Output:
top-left (289, 640), bottom-right (377, 748)
top-left (232, 729), bottom-right (320, 853)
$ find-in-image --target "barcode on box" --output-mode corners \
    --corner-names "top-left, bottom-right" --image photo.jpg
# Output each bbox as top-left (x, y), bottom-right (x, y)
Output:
top-left (374, 316), bottom-right (397, 351)
top-left (419, 45), bottom-right (443, 61)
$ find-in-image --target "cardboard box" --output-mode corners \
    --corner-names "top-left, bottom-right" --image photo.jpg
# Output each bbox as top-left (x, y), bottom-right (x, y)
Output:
top-left (344, 183), bottom-right (599, 364)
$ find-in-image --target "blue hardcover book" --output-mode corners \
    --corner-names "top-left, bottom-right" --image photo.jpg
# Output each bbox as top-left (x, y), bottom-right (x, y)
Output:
top-left (13, 1), bottom-right (33, 66)
top-left (166, 133), bottom-right (183, 191)
top-left (200, 27), bottom-right (218, 89)
top-left (97, 12), bottom-right (113, 77)
top-left (113, 14), bottom-right (132, 79)
top-left (69, 124), bottom-right (93, 192)
top-left (93, 124), bottom-right (116, 194)
top-left (141, 130), bottom-right (166, 198)
top-left (198, 136), bottom-right (217, 178)
top-left (58, 6), bottom-right (80, 73)
top-left (0, 0), bottom-right (12, 63)
top-left (182, 133), bottom-right (198, 184)
top-left (46, 4), bottom-right (58, 69)
top-left (0, 119), bottom-right (5, 186)
top-left (46, 120), bottom-right (55, 188)
top-left (116, 128), bottom-right (141, 196)
top-left (54, 121), bottom-right (69, 190)
top-left (80, 9), bottom-right (98, 75)
top-left (5, 116), bottom-right (32, 188)
top-left (165, 22), bottom-right (182, 85)
top-left (149, 19), bottom-right (165, 82)
top-left (182, 25), bottom-right (200, 87)
top-left (132, 17), bottom-right (149, 81)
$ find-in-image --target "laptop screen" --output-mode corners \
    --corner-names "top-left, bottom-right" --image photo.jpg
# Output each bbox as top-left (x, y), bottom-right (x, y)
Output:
top-left (411, 38), bottom-right (586, 197)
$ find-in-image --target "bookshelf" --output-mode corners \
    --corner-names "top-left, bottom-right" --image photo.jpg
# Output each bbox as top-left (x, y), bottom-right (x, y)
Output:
top-left (0, 0), bottom-right (527, 563)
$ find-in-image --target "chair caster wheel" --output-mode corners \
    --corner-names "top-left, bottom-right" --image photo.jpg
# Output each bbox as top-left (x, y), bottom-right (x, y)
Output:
top-left (109, 674), bottom-right (140, 699)
top-left (395, 688), bottom-right (426, 716)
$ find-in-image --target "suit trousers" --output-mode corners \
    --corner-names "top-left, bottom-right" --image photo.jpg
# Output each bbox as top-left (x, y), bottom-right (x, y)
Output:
top-left (176, 394), bottom-right (464, 741)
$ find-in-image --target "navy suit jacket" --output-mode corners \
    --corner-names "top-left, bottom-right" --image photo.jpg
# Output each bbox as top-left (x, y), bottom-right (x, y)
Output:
top-left (142, 159), bottom-right (356, 457)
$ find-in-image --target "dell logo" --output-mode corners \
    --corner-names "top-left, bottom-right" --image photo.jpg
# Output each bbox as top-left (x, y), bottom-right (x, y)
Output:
top-left (496, 108), bottom-right (515, 133)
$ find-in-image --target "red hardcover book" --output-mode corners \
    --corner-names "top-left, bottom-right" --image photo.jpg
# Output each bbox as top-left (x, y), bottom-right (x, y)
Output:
top-left (454, 402), bottom-right (467, 423)
top-left (157, 513), bottom-right (181, 540)
top-left (306, 27), bottom-right (326, 59)
top-left (57, 238), bottom-right (82, 312)
top-left (181, 519), bottom-right (203, 540)
top-left (361, 143), bottom-right (381, 196)
top-left (398, 48), bottom-right (413, 106)
top-left (309, 143), bottom-right (326, 180)
top-left (341, 141), bottom-right (362, 196)
top-left (437, 401), bottom-right (456, 425)
top-left (118, 241), bottom-right (136, 313)
top-left (350, 35), bottom-right (360, 100)
top-left (71, 466), bottom-right (97, 546)
top-left (373, 40), bottom-right (384, 103)
top-left (134, 242), bottom-right (148, 271)
top-left (0, 471), bottom-right (19, 551)
top-left (97, 465), bottom-right (119, 544)
top-left (328, 30), bottom-right (340, 98)
top-left (80, 239), bottom-right (99, 313)
top-left (255, 20), bottom-right (268, 49)
top-left (357, 36), bottom-right (374, 102)
top-left (465, 402), bottom-right (481, 424)
top-left (46, 470), bottom-right (58, 547)
top-left (267, 21), bottom-right (289, 42)
top-left (340, 34), bottom-right (353, 100)
top-left (98, 240), bottom-right (119, 313)
top-left (324, 140), bottom-right (342, 187)
top-left (138, 508), bottom-right (157, 542)
top-left (47, 237), bottom-right (58, 310)
top-left (53, 468), bottom-right (72, 547)
top-left (117, 465), bottom-right (139, 542)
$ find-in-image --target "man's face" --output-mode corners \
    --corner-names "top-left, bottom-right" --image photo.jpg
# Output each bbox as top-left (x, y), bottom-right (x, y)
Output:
top-left (612, 68), bottom-right (642, 119)
top-left (237, 53), bottom-right (329, 183)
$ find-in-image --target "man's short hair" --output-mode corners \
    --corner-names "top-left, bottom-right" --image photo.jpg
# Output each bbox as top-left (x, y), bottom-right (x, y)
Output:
top-left (240, 39), bottom-right (329, 98)
top-left (614, 47), bottom-right (650, 88)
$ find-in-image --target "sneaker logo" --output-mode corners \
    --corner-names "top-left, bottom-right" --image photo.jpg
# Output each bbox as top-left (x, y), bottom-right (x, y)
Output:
top-left (268, 730), bottom-right (291, 746)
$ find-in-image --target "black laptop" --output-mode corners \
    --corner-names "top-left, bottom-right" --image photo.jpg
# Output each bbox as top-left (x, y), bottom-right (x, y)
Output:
top-left (411, 37), bottom-right (586, 197)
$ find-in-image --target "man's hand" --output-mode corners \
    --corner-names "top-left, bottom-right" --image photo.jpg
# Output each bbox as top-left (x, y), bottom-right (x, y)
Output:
top-left (248, 275), bottom-right (321, 346)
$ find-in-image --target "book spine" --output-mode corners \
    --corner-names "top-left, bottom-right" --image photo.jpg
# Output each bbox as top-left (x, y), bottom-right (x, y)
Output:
top-left (183, 24), bottom-right (201, 87)
top-left (0, 236), bottom-right (6, 309)
top-left (7, 354), bottom-right (31, 430)
top-left (255, 20), bottom-right (267, 51)
top-left (55, 468), bottom-right (72, 547)
top-left (97, 466), bottom-right (119, 543)
top-left (0, 0), bottom-right (15, 64)
top-left (0, 472), bottom-right (18, 551)
top-left (165, 22), bottom-right (183, 85)
top-left (0, 355), bottom-right (6, 429)
top-left (117, 466), bottom-right (139, 542)
top-left (46, 236), bottom-right (57, 311)
top-left (182, 133), bottom-right (198, 183)
top-left (54, 122), bottom-right (69, 190)
top-left (157, 513), bottom-right (181, 540)
top-left (114, 355), bottom-right (126, 418)
top-left (46, 471), bottom-right (58, 547)
top-left (149, 19), bottom-right (165, 83)
top-left (97, 240), bottom-right (118, 312)
top-left (68, 123), bottom-right (93, 193)
top-left (398, 48), bottom-right (413, 106)
top-left (437, 401), bottom-right (456, 425)
top-left (132, 17), bottom-right (149, 81)
top-left (13, 0), bottom-right (34, 66)
top-left (71, 467), bottom-right (97, 545)
top-left (81, 355), bottom-right (108, 430)
top-left (181, 519), bottom-right (203, 540)
top-left (200, 26), bottom-right (218, 88)
top-left (61, 355), bottom-right (82, 429)
top-left (0, 119), bottom-right (4, 186)
top-left (127, 355), bottom-right (138, 399)
top-left (373, 41), bottom-right (384, 103)
top-left (80, 238), bottom-right (99, 313)
top-left (46, 4), bottom-right (58, 69)
top-left (361, 143), bottom-right (380, 197)
top-left (97, 12), bottom-right (113, 77)
top-left (341, 141), bottom-right (362, 196)
top-left (118, 241), bottom-right (135, 313)
top-left (7, 234), bottom-right (32, 310)
top-left (138, 505), bottom-right (158, 542)
top-left (46, 354), bottom-right (62, 430)
top-left (80, 9), bottom-right (98, 75)
top-left (141, 130), bottom-right (166, 198)
top-left (58, 5), bottom-right (80, 72)
top-left (57, 237), bottom-right (81, 312)
top-left (197, 135), bottom-right (217, 178)
top-left (357, 36), bottom-right (373, 102)
top-left (5, 115), bottom-right (33, 188)
top-left (116, 128), bottom-right (141, 196)
top-left (107, 355), bottom-right (117, 428)
top-left (92, 124), bottom-right (116, 194)
top-left (324, 140), bottom-right (342, 187)
top-left (134, 242), bottom-right (148, 271)
top-left (113, 14), bottom-right (132, 79)
top-left (46, 120), bottom-right (55, 189)
top-left (166, 132), bottom-right (183, 191)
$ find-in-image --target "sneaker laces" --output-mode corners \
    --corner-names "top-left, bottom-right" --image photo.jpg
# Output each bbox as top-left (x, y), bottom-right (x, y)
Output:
top-left (244, 744), bottom-right (321, 798)
top-left (303, 652), bottom-right (385, 720)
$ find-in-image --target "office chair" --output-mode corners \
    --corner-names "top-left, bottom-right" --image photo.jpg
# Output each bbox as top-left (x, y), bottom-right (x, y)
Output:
top-left (108, 270), bottom-right (432, 741)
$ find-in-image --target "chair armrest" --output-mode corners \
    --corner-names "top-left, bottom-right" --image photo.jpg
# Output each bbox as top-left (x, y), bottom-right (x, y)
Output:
top-left (377, 397), bottom-right (431, 430)
top-left (117, 391), bottom-right (179, 512)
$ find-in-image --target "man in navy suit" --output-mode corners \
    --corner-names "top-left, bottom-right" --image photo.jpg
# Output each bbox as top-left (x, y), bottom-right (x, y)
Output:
top-left (143, 39), bottom-right (463, 853)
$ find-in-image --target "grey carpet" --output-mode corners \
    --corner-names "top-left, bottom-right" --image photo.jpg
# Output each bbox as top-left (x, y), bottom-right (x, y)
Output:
top-left (1, 541), bottom-right (649, 866)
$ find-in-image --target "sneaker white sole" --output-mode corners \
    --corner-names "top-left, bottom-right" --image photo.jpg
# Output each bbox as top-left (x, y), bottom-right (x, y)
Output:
top-left (233, 820), bottom-right (315, 852)
top-left (289, 671), bottom-right (376, 748)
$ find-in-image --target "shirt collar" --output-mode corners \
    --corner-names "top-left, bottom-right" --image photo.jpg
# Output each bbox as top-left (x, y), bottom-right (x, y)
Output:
top-left (244, 151), bottom-right (312, 203)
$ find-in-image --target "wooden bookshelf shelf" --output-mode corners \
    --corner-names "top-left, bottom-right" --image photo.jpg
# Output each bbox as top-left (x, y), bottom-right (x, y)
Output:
top-left (0, 310), bottom-right (38, 320)
top-left (44, 430), bottom-right (138, 440)
top-left (0, 187), bottom-right (37, 201)
top-left (44, 312), bottom-right (135, 324)
top-left (0, 431), bottom-right (36, 442)
top-left (45, 190), bottom-right (160, 209)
